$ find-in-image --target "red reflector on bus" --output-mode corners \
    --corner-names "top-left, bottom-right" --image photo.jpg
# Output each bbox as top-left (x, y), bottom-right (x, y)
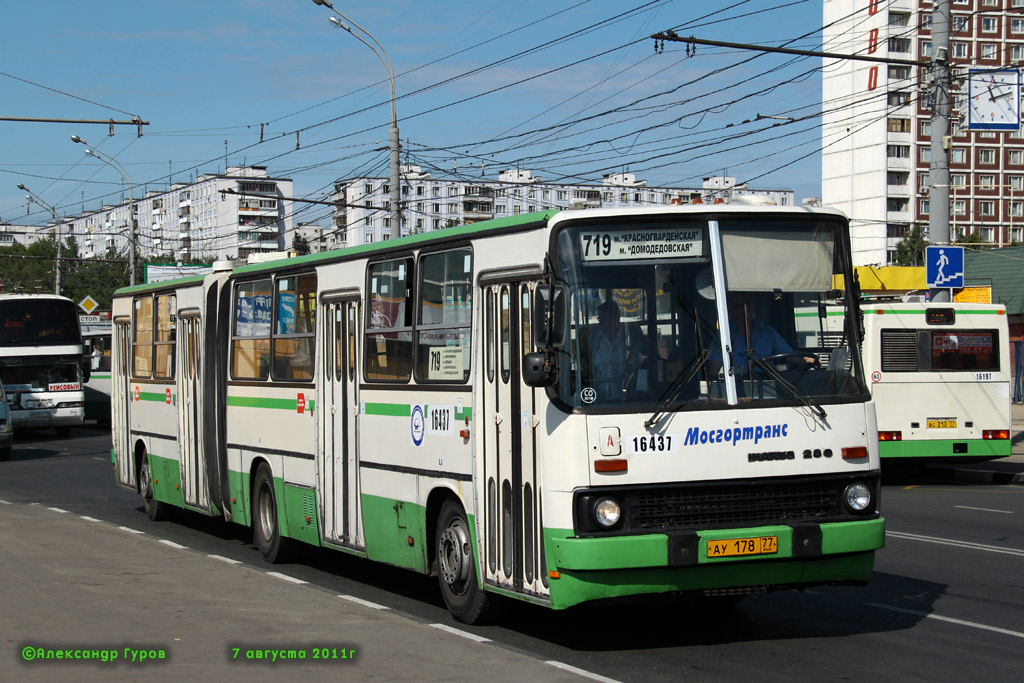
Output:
top-left (594, 459), bottom-right (627, 473)
top-left (842, 447), bottom-right (868, 460)
top-left (983, 430), bottom-right (1010, 440)
top-left (549, 570), bottom-right (561, 580)
top-left (878, 431), bottom-right (901, 441)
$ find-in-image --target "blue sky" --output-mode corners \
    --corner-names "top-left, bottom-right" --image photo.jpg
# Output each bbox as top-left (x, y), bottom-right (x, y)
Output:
top-left (1, 0), bottom-right (826, 230)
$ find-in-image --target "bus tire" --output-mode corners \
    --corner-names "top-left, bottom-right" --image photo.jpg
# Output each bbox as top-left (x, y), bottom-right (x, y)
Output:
top-left (139, 451), bottom-right (169, 522)
top-left (55, 426), bottom-right (71, 437)
top-left (436, 500), bottom-right (494, 624)
top-left (0, 447), bottom-right (10, 462)
top-left (252, 463), bottom-right (294, 563)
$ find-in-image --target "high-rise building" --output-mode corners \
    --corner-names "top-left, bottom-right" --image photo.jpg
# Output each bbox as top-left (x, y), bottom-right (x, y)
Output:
top-left (55, 166), bottom-right (292, 262)
top-left (823, 0), bottom-right (1024, 266)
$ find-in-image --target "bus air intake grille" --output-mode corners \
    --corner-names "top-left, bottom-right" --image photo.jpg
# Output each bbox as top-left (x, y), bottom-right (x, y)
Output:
top-left (631, 481), bottom-right (835, 529)
top-left (573, 474), bottom-right (878, 535)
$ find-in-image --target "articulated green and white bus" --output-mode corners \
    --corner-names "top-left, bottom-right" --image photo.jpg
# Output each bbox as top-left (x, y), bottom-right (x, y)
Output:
top-left (822, 301), bottom-right (1011, 461)
top-left (111, 206), bottom-right (884, 623)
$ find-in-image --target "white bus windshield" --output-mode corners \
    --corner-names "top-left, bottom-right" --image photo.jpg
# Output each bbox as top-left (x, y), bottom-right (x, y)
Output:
top-left (551, 215), bottom-right (867, 411)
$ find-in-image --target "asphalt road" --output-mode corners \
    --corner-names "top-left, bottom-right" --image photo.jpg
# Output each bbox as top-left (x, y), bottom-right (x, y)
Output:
top-left (2, 426), bottom-right (1022, 682)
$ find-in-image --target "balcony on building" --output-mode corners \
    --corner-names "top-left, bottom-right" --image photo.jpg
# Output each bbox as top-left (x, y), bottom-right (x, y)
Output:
top-left (462, 198), bottom-right (493, 222)
top-left (571, 189), bottom-right (602, 210)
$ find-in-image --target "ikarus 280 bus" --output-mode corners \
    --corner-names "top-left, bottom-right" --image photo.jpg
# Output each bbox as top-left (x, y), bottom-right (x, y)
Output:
top-left (110, 206), bottom-right (884, 623)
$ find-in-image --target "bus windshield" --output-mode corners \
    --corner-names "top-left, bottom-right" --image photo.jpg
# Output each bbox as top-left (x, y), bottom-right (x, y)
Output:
top-left (551, 214), bottom-right (868, 411)
top-left (0, 298), bottom-right (81, 345)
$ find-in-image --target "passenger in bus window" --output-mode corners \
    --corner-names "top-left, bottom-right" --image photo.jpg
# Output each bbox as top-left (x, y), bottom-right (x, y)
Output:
top-left (708, 293), bottom-right (807, 376)
top-left (590, 300), bottom-right (641, 400)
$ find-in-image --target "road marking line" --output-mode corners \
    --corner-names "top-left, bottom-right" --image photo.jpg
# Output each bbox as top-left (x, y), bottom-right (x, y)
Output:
top-left (266, 571), bottom-right (307, 585)
top-left (429, 623), bottom-right (491, 643)
top-left (869, 604), bottom-right (1024, 639)
top-left (158, 539), bottom-right (187, 549)
top-left (954, 505), bottom-right (1013, 514)
top-left (0, 499), bottom-right (11, 505)
top-left (47, 507), bottom-right (69, 514)
top-left (208, 554), bottom-right (242, 565)
top-left (886, 530), bottom-right (1024, 558)
top-left (118, 526), bottom-right (145, 535)
top-left (92, 457), bottom-right (104, 461)
top-left (337, 594), bottom-right (388, 610)
top-left (545, 661), bottom-right (622, 682)
top-left (80, 516), bottom-right (101, 522)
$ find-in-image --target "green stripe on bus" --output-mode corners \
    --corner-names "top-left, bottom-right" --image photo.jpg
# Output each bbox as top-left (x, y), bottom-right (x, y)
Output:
top-left (362, 402), bottom-right (473, 419)
top-left (227, 395), bottom-right (316, 412)
top-left (364, 402), bottom-right (411, 417)
top-left (861, 308), bottom-right (1003, 315)
top-left (138, 391), bottom-right (171, 403)
top-left (879, 438), bottom-right (1011, 459)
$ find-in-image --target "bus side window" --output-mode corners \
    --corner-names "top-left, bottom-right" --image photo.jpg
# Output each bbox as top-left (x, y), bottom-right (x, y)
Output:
top-left (272, 273), bottom-right (316, 381)
top-left (415, 248), bottom-right (472, 383)
top-left (232, 279), bottom-right (272, 381)
top-left (365, 258), bottom-right (413, 382)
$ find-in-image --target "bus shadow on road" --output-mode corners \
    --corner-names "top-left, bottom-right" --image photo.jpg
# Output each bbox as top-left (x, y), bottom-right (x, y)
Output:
top-left (494, 571), bottom-right (945, 650)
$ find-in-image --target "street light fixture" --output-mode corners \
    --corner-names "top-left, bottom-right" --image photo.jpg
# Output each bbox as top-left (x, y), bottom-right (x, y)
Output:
top-left (312, 0), bottom-right (402, 237)
top-left (72, 135), bottom-right (137, 285)
top-left (16, 183), bottom-right (63, 295)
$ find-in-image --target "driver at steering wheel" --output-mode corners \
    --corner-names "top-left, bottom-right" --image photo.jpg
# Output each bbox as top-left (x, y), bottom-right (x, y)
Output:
top-left (708, 292), bottom-right (814, 376)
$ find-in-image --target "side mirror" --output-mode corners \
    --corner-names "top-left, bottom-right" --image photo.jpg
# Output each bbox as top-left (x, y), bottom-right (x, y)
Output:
top-left (522, 351), bottom-right (557, 387)
top-left (534, 285), bottom-right (567, 348)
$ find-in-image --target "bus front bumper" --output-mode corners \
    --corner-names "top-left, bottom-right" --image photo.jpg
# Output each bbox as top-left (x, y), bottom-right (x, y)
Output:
top-left (10, 406), bottom-right (84, 429)
top-left (543, 518), bottom-right (884, 610)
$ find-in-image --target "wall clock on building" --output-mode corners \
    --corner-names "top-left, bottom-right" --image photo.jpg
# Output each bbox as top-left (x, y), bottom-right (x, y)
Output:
top-left (967, 68), bottom-right (1021, 131)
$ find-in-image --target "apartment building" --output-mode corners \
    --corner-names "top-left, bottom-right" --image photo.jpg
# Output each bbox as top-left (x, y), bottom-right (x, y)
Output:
top-left (823, 0), bottom-right (1024, 266)
top-left (328, 167), bottom-right (793, 248)
top-left (55, 166), bottom-right (292, 262)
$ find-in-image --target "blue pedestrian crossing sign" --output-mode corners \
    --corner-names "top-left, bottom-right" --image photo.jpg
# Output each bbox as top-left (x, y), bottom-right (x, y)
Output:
top-left (926, 245), bottom-right (964, 288)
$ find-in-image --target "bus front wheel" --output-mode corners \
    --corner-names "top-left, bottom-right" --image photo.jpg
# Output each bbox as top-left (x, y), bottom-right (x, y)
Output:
top-left (436, 500), bottom-right (494, 624)
top-left (139, 451), bottom-right (169, 521)
top-left (252, 463), bottom-right (294, 563)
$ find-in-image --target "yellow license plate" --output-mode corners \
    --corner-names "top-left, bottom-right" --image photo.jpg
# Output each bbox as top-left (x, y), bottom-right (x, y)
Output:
top-left (927, 420), bottom-right (957, 429)
top-left (707, 536), bottom-right (778, 558)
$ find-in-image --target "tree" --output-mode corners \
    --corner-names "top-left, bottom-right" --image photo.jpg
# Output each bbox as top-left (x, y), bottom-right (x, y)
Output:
top-left (893, 224), bottom-right (928, 266)
top-left (292, 233), bottom-right (311, 256)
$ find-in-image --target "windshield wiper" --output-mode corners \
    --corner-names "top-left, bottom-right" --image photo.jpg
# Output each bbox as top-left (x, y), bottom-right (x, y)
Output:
top-left (645, 349), bottom-right (710, 429)
top-left (748, 353), bottom-right (827, 420)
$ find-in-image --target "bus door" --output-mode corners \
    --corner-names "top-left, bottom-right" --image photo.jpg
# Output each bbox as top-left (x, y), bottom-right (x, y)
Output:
top-left (177, 312), bottom-right (208, 510)
top-left (318, 295), bottom-right (362, 548)
top-left (482, 280), bottom-right (547, 599)
top-left (112, 319), bottom-right (134, 488)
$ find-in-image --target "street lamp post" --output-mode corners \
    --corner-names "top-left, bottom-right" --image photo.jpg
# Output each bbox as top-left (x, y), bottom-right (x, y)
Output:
top-left (71, 135), bottom-right (137, 285)
top-left (16, 183), bottom-right (63, 295)
top-left (311, 0), bottom-right (402, 237)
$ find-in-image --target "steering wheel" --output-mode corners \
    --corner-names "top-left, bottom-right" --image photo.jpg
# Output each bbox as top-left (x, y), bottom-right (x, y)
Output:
top-left (762, 350), bottom-right (820, 371)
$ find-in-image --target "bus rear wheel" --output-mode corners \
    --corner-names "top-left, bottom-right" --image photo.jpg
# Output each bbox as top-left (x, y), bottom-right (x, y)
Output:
top-left (55, 426), bottom-right (71, 437)
top-left (139, 451), bottom-right (169, 521)
top-left (436, 500), bottom-right (494, 624)
top-left (252, 463), bottom-right (294, 563)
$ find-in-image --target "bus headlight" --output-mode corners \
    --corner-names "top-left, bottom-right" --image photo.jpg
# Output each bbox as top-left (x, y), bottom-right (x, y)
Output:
top-left (593, 497), bottom-right (621, 528)
top-left (843, 482), bottom-right (872, 512)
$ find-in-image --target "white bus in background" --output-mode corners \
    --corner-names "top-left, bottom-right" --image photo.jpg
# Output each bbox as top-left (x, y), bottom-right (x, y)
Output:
top-left (83, 328), bottom-right (113, 423)
top-left (813, 300), bottom-right (1011, 461)
top-left (0, 294), bottom-right (86, 436)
